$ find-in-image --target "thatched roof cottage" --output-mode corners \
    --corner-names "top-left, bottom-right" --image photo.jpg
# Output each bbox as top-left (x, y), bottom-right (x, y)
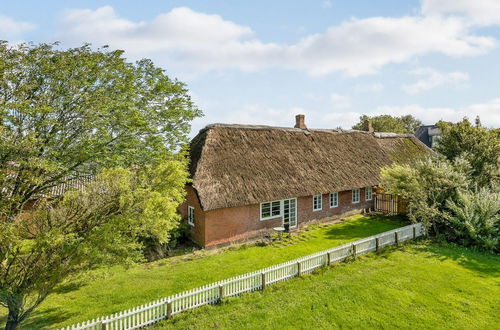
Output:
top-left (180, 115), bottom-right (432, 247)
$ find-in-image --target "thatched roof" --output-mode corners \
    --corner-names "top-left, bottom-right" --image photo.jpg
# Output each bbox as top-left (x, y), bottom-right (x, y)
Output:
top-left (189, 124), bottom-right (432, 211)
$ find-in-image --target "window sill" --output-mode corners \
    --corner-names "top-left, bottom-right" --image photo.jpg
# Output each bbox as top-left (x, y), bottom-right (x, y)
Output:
top-left (260, 215), bottom-right (282, 221)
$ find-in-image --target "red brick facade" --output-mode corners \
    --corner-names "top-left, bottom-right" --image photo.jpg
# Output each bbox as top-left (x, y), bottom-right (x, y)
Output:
top-left (179, 186), bottom-right (374, 247)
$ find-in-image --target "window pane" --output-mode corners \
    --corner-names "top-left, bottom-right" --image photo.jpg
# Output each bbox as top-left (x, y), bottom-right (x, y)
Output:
top-left (261, 202), bottom-right (271, 218)
top-left (271, 201), bottom-right (281, 216)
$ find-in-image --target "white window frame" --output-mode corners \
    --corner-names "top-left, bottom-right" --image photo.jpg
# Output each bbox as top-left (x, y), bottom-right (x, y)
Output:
top-left (352, 189), bottom-right (360, 204)
top-left (260, 200), bottom-right (282, 221)
top-left (187, 206), bottom-right (195, 226)
top-left (313, 194), bottom-right (322, 211)
top-left (365, 187), bottom-right (373, 201)
top-left (329, 192), bottom-right (339, 208)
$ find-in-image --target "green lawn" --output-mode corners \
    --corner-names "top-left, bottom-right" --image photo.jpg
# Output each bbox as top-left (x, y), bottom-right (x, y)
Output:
top-left (156, 241), bottom-right (500, 330)
top-left (0, 214), bottom-right (405, 329)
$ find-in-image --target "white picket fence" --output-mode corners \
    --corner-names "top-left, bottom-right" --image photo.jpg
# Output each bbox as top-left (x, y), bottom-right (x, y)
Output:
top-left (60, 222), bottom-right (424, 330)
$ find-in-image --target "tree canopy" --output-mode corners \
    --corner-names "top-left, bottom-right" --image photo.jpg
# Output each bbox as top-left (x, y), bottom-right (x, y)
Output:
top-left (0, 42), bottom-right (201, 329)
top-left (381, 117), bottom-right (500, 253)
top-left (436, 118), bottom-right (500, 188)
top-left (352, 114), bottom-right (422, 134)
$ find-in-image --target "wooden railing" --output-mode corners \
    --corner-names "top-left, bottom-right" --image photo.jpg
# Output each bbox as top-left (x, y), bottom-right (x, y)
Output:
top-left (60, 222), bottom-right (424, 330)
top-left (374, 193), bottom-right (408, 215)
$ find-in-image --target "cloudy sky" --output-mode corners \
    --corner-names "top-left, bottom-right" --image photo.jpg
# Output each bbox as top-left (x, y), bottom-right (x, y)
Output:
top-left (2, 0), bottom-right (500, 134)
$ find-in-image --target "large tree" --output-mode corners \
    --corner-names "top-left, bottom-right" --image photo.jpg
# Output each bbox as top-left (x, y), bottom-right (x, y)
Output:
top-left (352, 114), bottom-right (422, 134)
top-left (436, 118), bottom-right (500, 188)
top-left (0, 42), bottom-right (201, 329)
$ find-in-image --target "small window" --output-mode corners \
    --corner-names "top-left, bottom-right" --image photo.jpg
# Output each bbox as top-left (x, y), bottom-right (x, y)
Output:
top-left (352, 189), bottom-right (360, 204)
top-left (313, 194), bottom-right (322, 211)
top-left (365, 187), bottom-right (373, 201)
top-left (329, 192), bottom-right (338, 208)
top-left (261, 200), bottom-right (281, 220)
top-left (188, 206), bottom-right (195, 226)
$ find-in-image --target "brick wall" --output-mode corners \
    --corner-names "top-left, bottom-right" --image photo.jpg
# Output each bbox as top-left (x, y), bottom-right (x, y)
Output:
top-left (184, 186), bottom-right (375, 247)
top-left (178, 185), bottom-right (206, 246)
top-left (296, 188), bottom-right (374, 224)
top-left (204, 204), bottom-right (283, 247)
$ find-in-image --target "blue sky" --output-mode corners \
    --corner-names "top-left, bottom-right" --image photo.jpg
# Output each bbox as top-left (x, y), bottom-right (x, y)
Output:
top-left (2, 0), bottom-right (500, 135)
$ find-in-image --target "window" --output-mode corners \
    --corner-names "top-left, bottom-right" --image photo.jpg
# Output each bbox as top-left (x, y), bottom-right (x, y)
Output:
top-left (431, 135), bottom-right (440, 148)
top-left (188, 206), bottom-right (195, 226)
top-left (352, 189), bottom-right (360, 204)
top-left (365, 187), bottom-right (373, 201)
top-left (313, 194), bottom-right (322, 211)
top-left (260, 200), bottom-right (281, 220)
top-left (329, 192), bottom-right (338, 208)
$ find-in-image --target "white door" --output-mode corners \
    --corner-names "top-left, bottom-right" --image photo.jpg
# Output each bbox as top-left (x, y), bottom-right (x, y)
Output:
top-left (283, 198), bottom-right (297, 228)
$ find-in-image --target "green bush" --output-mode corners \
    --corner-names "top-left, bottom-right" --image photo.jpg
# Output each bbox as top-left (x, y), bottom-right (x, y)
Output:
top-left (446, 187), bottom-right (500, 253)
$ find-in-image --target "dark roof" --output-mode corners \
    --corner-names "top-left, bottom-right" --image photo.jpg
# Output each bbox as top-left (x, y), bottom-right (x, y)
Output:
top-left (415, 125), bottom-right (441, 148)
top-left (189, 124), bottom-right (432, 211)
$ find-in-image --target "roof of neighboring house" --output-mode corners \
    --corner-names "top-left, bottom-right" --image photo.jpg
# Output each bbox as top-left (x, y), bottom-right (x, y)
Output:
top-left (1, 173), bottom-right (94, 199)
top-left (189, 123), bottom-right (433, 211)
top-left (415, 125), bottom-right (441, 148)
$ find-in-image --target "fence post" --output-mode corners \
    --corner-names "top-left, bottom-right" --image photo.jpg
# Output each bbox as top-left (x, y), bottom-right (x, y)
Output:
top-left (352, 244), bottom-right (357, 258)
top-left (219, 284), bottom-right (224, 301)
top-left (413, 226), bottom-right (416, 239)
top-left (261, 272), bottom-right (266, 290)
top-left (327, 252), bottom-right (331, 266)
top-left (166, 299), bottom-right (172, 319)
top-left (297, 261), bottom-right (302, 276)
top-left (375, 237), bottom-right (380, 251)
top-left (394, 232), bottom-right (399, 245)
top-left (101, 320), bottom-right (107, 330)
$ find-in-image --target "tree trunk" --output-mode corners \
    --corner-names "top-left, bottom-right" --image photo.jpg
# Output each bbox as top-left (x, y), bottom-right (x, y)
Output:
top-left (4, 320), bottom-right (20, 330)
top-left (5, 309), bottom-right (21, 330)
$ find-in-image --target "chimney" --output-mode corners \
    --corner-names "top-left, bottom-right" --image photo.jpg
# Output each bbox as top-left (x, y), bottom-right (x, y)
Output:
top-left (363, 119), bottom-right (374, 133)
top-left (294, 114), bottom-right (307, 129)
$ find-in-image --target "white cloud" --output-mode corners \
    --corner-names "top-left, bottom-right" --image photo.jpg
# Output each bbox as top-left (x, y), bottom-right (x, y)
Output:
top-left (402, 67), bottom-right (469, 94)
top-left (289, 15), bottom-right (494, 76)
top-left (355, 83), bottom-right (384, 92)
top-left (59, 6), bottom-right (281, 74)
top-left (422, 0), bottom-right (500, 26)
top-left (223, 104), bottom-right (314, 127)
top-left (198, 98), bottom-right (500, 135)
top-left (320, 99), bottom-right (500, 129)
top-left (320, 111), bottom-right (362, 129)
top-left (372, 99), bottom-right (500, 127)
top-left (321, 1), bottom-right (333, 9)
top-left (58, 6), bottom-right (496, 77)
top-left (330, 93), bottom-right (351, 108)
top-left (0, 15), bottom-right (35, 37)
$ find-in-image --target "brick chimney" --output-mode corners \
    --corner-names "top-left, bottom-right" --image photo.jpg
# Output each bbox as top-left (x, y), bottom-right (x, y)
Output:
top-left (363, 119), bottom-right (374, 133)
top-left (294, 114), bottom-right (307, 129)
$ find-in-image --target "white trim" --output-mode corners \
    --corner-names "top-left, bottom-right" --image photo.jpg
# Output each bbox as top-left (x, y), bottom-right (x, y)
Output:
top-left (260, 200), bottom-right (282, 221)
top-left (329, 192), bottom-right (339, 208)
top-left (313, 194), bottom-right (322, 211)
top-left (365, 187), bottom-right (373, 201)
top-left (283, 197), bottom-right (298, 228)
top-left (352, 189), bottom-right (360, 204)
top-left (187, 206), bottom-right (195, 226)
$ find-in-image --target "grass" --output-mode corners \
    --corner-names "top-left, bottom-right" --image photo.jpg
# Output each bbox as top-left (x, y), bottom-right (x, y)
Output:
top-left (155, 241), bottom-right (500, 330)
top-left (0, 214), bottom-right (405, 329)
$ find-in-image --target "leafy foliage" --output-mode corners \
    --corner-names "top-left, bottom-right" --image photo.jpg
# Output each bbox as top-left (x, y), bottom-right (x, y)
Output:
top-left (381, 152), bottom-right (499, 252)
top-left (352, 114), bottom-right (422, 134)
top-left (381, 157), bottom-right (468, 231)
top-left (436, 118), bottom-right (500, 188)
top-left (446, 187), bottom-right (500, 252)
top-left (0, 42), bottom-right (201, 329)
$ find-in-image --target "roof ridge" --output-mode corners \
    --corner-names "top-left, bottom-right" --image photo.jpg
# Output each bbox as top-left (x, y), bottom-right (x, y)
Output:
top-left (196, 123), bottom-right (414, 138)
